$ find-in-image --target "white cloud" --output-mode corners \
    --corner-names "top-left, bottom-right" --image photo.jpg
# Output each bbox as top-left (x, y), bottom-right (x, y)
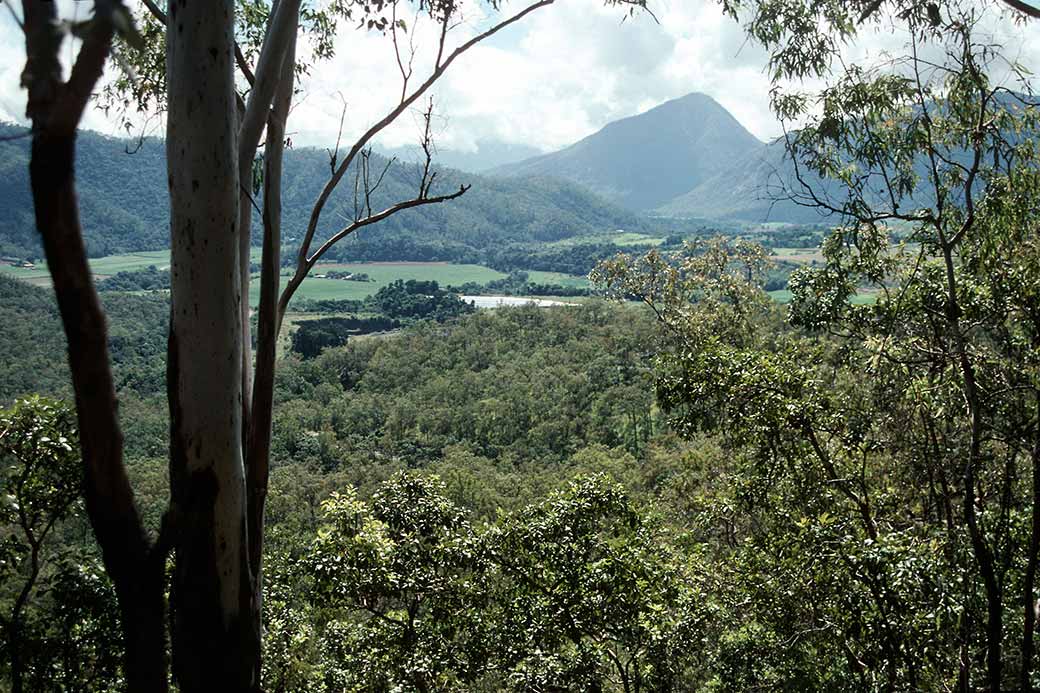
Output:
top-left (1, 0), bottom-right (1039, 153)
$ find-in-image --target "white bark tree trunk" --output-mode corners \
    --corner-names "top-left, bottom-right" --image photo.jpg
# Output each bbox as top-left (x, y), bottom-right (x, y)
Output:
top-left (166, 0), bottom-right (258, 688)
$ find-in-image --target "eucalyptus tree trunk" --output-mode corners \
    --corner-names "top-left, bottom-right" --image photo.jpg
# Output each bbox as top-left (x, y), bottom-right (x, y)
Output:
top-left (166, 0), bottom-right (258, 688)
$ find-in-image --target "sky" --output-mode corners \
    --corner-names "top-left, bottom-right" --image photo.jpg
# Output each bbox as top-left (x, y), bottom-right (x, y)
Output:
top-left (2, 0), bottom-right (1040, 156)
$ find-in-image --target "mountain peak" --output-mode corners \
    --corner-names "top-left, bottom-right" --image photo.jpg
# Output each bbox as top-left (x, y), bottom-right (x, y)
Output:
top-left (666, 91), bottom-right (725, 108)
top-left (490, 92), bottom-right (762, 210)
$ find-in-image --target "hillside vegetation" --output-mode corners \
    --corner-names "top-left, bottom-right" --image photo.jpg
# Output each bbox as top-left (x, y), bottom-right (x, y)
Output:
top-left (0, 122), bottom-right (648, 262)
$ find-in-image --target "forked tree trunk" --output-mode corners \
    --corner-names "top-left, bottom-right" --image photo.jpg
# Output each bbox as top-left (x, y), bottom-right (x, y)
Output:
top-left (166, 0), bottom-right (259, 689)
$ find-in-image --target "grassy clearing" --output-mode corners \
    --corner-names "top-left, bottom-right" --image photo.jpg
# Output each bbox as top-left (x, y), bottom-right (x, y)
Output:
top-left (526, 271), bottom-right (590, 288)
top-left (0, 265), bottom-right (51, 287)
top-left (308, 262), bottom-right (505, 286)
top-left (0, 249), bottom-right (265, 285)
top-left (0, 252), bottom-right (504, 306)
top-left (548, 232), bottom-right (664, 248)
top-left (254, 262), bottom-right (508, 306)
top-left (770, 248), bottom-right (824, 264)
top-left (88, 250), bottom-right (173, 274)
top-left (769, 288), bottom-right (879, 305)
top-left (0, 249), bottom-right (173, 281)
top-left (611, 232), bottom-right (665, 246)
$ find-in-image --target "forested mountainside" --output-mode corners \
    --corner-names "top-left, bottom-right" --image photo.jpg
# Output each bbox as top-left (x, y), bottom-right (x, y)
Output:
top-left (8, 92), bottom-right (1030, 248)
top-left (0, 124), bottom-right (169, 257)
top-left (0, 275), bottom-right (169, 402)
top-left (0, 122), bottom-right (648, 261)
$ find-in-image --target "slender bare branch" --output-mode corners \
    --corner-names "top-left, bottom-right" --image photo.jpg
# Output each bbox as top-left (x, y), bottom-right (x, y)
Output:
top-left (3, 0), bottom-right (23, 30)
top-left (313, 184), bottom-right (469, 269)
top-left (235, 43), bottom-right (256, 87)
top-left (140, 0), bottom-right (166, 23)
top-left (391, 2), bottom-right (415, 103)
top-left (297, 0), bottom-right (557, 270)
top-left (327, 93), bottom-right (348, 176)
top-left (279, 184), bottom-right (470, 315)
top-left (1001, 0), bottom-right (1040, 18)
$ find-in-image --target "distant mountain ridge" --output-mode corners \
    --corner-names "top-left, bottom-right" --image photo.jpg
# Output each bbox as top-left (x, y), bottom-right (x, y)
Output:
top-left (493, 89), bottom-right (1038, 223)
top-left (0, 122), bottom-right (648, 260)
top-left (490, 93), bottom-right (764, 211)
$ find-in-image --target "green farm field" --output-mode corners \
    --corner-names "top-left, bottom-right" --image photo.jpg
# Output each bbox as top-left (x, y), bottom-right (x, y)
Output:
top-left (0, 264), bottom-right (50, 287)
top-left (769, 288), bottom-right (879, 305)
top-left (548, 231), bottom-right (664, 248)
top-left (525, 271), bottom-right (590, 288)
top-left (0, 249), bottom-right (255, 287)
top-left (256, 262), bottom-right (508, 305)
top-left (0, 250), bottom-right (175, 288)
top-left (0, 253), bottom-right (511, 305)
top-left (769, 247), bottom-right (824, 264)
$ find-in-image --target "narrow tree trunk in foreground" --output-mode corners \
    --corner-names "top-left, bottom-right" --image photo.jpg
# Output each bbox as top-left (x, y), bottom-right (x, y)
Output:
top-left (246, 25), bottom-right (297, 655)
top-left (23, 2), bottom-right (168, 688)
top-left (1020, 392), bottom-right (1040, 690)
top-left (31, 125), bottom-right (170, 693)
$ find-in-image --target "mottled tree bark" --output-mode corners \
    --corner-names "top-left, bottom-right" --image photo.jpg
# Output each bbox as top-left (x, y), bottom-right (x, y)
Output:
top-left (166, 0), bottom-right (258, 689)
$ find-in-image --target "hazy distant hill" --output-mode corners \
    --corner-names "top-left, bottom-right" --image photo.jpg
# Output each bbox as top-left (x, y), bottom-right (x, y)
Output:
top-left (0, 122), bottom-right (647, 260)
top-left (490, 93), bottom-right (764, 211)
top-left (377, 139), bottom-right (543, 173)
top-left (655, 138), bottom-right (838, 223)
top-left (655, 91), bottom-right (1038, 222)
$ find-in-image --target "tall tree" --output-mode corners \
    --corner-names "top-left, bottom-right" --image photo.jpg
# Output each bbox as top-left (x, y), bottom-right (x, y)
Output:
top-left (596, 2), bottom-right (1040, 688)
top-left (19, 2), bottom-right (168, 688)
top-left (768, 8), bottom-right (1039, 687)
top-left (17, 0), bottom-right (646, 689)
top-left (165, 0), bottom-right (256, 686)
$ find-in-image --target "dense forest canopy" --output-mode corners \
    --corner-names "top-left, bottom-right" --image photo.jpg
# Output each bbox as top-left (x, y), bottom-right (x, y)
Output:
top-left (4, 0), bottom-right (1040, 690)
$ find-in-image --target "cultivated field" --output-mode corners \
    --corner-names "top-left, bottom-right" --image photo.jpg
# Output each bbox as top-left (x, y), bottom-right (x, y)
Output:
top-left (769, 247), bottom-right (825, 264)
top-left (0, 250), bottom-right (173, 287)
top-left (269, 262), bottom-right (508, 304)
top-left (769, 288), bottom-right (879, 305)
top-left (1, 253), bottom-right (516, 305)
top-left (547, 231), bottom-right (665, 247)
top-left (525, 270), bottom-right (590, 288)
top-left (0, 249), bottom-right (250, 287)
